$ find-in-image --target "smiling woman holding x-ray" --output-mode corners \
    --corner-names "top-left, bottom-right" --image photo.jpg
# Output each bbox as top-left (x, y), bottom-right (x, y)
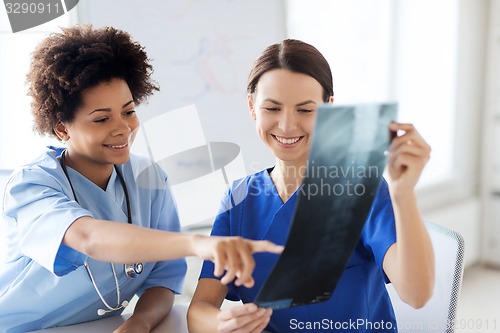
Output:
top-left (187, 39), bottom-right (435, 333)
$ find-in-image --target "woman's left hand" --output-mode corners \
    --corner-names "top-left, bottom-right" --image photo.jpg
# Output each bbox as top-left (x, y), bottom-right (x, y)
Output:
top-left (385, 122), bottom-right (431, 194)
top-left (113, 316), bottom-right (149, 333)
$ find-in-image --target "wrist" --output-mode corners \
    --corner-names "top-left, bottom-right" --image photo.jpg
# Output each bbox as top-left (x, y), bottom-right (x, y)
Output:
top-left (125, 314), bottom-right (151, 331)
top-left (188, 233), bottom-right (205, 257)
top-left (389, 187), bottom-right (417, 205)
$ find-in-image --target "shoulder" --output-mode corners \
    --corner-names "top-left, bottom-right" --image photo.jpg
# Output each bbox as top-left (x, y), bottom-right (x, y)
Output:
top-left (2, 148), bottom-right (66, 211)
top-left (6, 148), bottom-right (64, 188)
top-left (229, 169), bottom-right (269, 191)
top-left (227, 169), bottom-right (269, 205)
top-left (124, 154), bottom-right (169, 189)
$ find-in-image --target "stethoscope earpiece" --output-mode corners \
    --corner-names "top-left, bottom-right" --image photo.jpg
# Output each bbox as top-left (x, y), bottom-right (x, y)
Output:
top-left (97, 300), bottom-right (129, 316)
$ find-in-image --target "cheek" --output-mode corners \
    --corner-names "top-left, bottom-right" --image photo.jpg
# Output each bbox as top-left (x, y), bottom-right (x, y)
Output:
top-left (303, 117), bottom-right (316, 135)
top-left (255, 114), bottom-right (273, 133)
top-left (130, 117), bottom-right (140, 130)
top-left (127, 118), bottom-right (140, 139)
top-left (130, 126), bottom-right (139, 143)
top-left (305, 122), bottom-right (315, 135)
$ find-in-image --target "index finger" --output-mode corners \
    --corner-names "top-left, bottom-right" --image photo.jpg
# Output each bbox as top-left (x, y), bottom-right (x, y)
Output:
top-left (389, 122), bottom-right (424, 140)
top-left (389, 122), bottom-right (415, 132)
top-left (389, 122), bottom-right (428, 145)
top-left (249, 240), bottom-right (284, 254)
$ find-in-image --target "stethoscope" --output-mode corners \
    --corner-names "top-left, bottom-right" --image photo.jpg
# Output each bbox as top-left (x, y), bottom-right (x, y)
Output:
top-left (59, 150), bottom-right (143, 315)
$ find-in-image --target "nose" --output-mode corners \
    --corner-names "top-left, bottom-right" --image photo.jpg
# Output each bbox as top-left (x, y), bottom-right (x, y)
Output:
top-left (112, 116), bottom-right (134, 136)
top-left (277, 109), bottom-right (298, 133)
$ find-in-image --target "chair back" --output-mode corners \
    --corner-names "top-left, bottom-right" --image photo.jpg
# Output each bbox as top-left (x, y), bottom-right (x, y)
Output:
top-left (386, 221), bottom-right (465, 332)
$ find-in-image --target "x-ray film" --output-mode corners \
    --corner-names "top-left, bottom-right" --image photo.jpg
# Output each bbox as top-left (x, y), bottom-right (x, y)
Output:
top-left (254, 102), bottom-right (398, 309)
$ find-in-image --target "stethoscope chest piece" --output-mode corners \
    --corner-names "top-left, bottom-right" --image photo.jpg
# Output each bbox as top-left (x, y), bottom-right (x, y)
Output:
top-left (124, 263), bottom-right (143, 278)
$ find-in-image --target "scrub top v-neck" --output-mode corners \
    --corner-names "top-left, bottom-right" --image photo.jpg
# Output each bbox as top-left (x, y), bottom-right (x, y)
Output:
top-left (200, 169), bottom-right (398, 333)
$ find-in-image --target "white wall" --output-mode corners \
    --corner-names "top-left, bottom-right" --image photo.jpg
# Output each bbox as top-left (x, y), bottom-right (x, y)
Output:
top-left (416, 0), bottom-right (488, 268)
top-left (481, 0), bottom-right (500, 266)
top-left (425, 199), bottom-right (481, 268)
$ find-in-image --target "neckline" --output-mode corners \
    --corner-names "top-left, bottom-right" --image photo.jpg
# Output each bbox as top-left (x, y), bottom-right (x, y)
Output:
top-left (264, 167), bottom-right (301, 205)
top-left (59, 150), bottom-right (132, 225)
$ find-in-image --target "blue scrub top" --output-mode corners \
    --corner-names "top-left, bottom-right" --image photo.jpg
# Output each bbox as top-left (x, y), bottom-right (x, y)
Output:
top-left (0, 148), bottom-right (186, 333)
top-left (200, 169), bottom-right (398, 333)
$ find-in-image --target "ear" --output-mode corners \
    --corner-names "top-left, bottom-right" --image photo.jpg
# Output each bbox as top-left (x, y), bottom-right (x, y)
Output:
top-left (54, 122), bottom-right (70, 141)
top-left (247, 93), bottom-right (256, 120)
top-left (328, 95), bottom-right (334, 104)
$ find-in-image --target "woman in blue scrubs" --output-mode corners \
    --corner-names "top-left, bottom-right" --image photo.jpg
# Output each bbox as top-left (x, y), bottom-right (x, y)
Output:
top-left (187, 39), bottom-right (435, 333)
top-left (0, 25), bottom-right (282, 333)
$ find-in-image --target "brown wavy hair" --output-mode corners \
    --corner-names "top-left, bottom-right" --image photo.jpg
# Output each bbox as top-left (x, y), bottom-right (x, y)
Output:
top-left (27, 24), bottom-right (159, 138)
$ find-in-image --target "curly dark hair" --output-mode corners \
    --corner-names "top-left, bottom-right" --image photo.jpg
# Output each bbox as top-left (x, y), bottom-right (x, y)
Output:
top-left (27, 24), bottom-right (159, 138)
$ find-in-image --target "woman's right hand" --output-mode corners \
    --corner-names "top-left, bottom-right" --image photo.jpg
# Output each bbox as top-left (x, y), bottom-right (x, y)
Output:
top-left (216, 303), bottom-right (272, 333)
top-left (193, 236), bottom-right (283, 288)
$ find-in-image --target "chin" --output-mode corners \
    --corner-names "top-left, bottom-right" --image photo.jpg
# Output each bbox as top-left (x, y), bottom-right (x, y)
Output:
top-left (112, 155), bottom-right (131, 165)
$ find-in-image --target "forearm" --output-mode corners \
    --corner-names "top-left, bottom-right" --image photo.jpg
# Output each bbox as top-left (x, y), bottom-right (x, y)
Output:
top-left (64, 216), bottom-right (199, 263)
top-left (188, 279), bottom-right (228, 333)
top-left (389, 191), bottom-right (435, 307)
top-left (65, 217), bottom-right (283, 288)
top-left (188, 279), bottom-right (272, 333)
top-left (187, 301), bottom-right (221, 333)
top-left (129, 287), bottom-right (174, 331)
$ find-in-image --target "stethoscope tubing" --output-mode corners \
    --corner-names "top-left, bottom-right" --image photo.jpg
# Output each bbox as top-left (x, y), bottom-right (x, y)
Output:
top-left (58, 149), bottom-right (142, 314)
top-left (59, 150), bottom-right (132, 224)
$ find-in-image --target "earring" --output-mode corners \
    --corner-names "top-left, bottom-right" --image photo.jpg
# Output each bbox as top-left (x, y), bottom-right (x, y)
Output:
top-left (250, 110), bottom-right (256, 120)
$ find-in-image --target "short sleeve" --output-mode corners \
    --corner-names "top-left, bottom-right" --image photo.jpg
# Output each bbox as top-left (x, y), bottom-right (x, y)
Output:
top-left (136, 174), bottom-right (187, 295)
top-left (3, 167), bottom-right (91, 276)
top-left (199, 188), bottom-right (241, 301)
top-left (360, 178), bottom-right (396, 281)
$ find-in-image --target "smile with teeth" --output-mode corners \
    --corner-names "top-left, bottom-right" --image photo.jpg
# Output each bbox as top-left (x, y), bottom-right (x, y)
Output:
top-left (105, 143), bottom-right (128, 149)
top-left (274, 135), bottom-right (302, 145)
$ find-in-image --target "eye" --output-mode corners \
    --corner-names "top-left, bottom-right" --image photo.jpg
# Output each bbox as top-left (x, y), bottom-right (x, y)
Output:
top-left (124, 110), bottom-right (136, 116)
top-left (263, 107), bottom-right (280, 112)
top-left (298, 108), bottom-right (313, 113)
top-left (94, 117), bottom-right (109, 123)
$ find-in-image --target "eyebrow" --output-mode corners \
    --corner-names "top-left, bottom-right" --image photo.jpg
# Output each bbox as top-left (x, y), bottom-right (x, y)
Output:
top-left (88, 100), bottom-right (135, 115)
top-left (263, 98), bottom-right (317, 106)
